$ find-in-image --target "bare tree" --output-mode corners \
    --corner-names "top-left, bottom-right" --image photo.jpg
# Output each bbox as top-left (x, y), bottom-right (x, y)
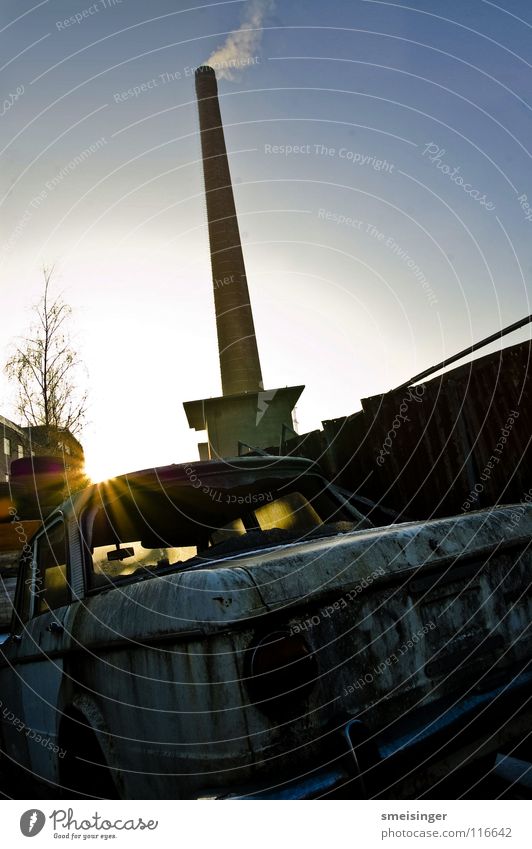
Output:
top-left (5, 267), bottom-right (88, 437)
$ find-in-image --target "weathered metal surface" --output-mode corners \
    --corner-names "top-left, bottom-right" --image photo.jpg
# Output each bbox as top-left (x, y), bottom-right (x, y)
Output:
top-left (283, 340), bottom-right (532, 520)
top-left (58, 510), bottom-right (529, 799)
top-left (0, 522), bottom-right (41, 550)
top-left (0, 457), bottom-right (529, 799)
top-left (0, 522), bottom-right (41, 629)
top-left (494, 754), bottom-right (532, 790)
top-left (0, 575), bottom-right (16, 629)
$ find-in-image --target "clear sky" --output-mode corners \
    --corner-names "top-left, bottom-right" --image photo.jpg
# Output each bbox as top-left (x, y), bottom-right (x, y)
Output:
top-left (1, 0), bottom-right (531, 482)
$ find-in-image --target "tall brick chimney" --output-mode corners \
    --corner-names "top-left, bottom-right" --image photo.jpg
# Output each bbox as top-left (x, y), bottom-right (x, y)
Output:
top-left (184, 66), bottom-right (304, 459)
top-left (195, 65), bottom-right (263, 396)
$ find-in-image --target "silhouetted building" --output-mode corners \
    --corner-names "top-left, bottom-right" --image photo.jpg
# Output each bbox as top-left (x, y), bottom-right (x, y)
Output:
top-left (0, 415), bottom-right (29, 482)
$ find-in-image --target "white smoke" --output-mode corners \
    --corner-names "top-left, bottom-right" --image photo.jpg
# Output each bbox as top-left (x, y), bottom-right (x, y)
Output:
top-left (206, 0), bottom-right (274, 80)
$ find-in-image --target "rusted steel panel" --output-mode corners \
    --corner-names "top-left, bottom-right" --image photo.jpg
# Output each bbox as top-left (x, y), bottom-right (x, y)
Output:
top-left (0, 522), bottom-right (40, 550)
top-left (289, 340), bottom-right (532, 519)
top-left (1, 452), bottom-right (530, 798)
top-left (56, 505), bottom-right (532, 798)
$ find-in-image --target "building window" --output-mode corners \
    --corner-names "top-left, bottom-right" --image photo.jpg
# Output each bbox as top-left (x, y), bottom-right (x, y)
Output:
top-left (17, 444), bottom-right (24, 459)
top-left (3, 437), bottom-right (10, 456)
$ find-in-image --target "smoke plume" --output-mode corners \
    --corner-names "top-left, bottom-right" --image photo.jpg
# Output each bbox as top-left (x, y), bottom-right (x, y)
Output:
top-left (206, 0), bottom-right (274, 80)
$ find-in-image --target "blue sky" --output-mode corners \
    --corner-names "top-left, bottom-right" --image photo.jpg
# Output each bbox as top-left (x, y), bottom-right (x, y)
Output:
top-left (1, 0), bottom-right (532, 480)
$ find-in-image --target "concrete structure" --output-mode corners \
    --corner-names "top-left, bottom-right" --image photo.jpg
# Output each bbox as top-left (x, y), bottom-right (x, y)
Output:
top-left (184, 385), bottom-right (304, 459)
top-left (21, 424), bottom-right (84, 466)
top-left (0, 420), bottom-right (86, 626)
top-left (0, 419), bottom-right (86, 526)
top-left (1, 417), bottom-right (84, 482)
top-left (184, 66), bottom-right (303, 459)
top-left (0, 414), bottom-right (28, 482)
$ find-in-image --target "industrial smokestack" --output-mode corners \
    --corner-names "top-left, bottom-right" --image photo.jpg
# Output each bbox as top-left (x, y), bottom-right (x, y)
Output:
top-left (185, 65), bottom-right (304, 459)
top-left (195, 65), bottom-right (263, 396)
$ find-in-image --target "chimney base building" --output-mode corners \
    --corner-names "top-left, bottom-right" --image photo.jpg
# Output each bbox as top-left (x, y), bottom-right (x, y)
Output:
top-left (184, 385), bottom-right (304, 459)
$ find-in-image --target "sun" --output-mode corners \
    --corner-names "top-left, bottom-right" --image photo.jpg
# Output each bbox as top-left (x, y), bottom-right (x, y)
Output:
top-left (82, 452), bottom-right (121, 486)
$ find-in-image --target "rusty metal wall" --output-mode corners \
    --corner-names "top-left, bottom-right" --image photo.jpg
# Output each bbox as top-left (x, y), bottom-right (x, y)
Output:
top-left (284, 340), bottom-right (532, 520)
